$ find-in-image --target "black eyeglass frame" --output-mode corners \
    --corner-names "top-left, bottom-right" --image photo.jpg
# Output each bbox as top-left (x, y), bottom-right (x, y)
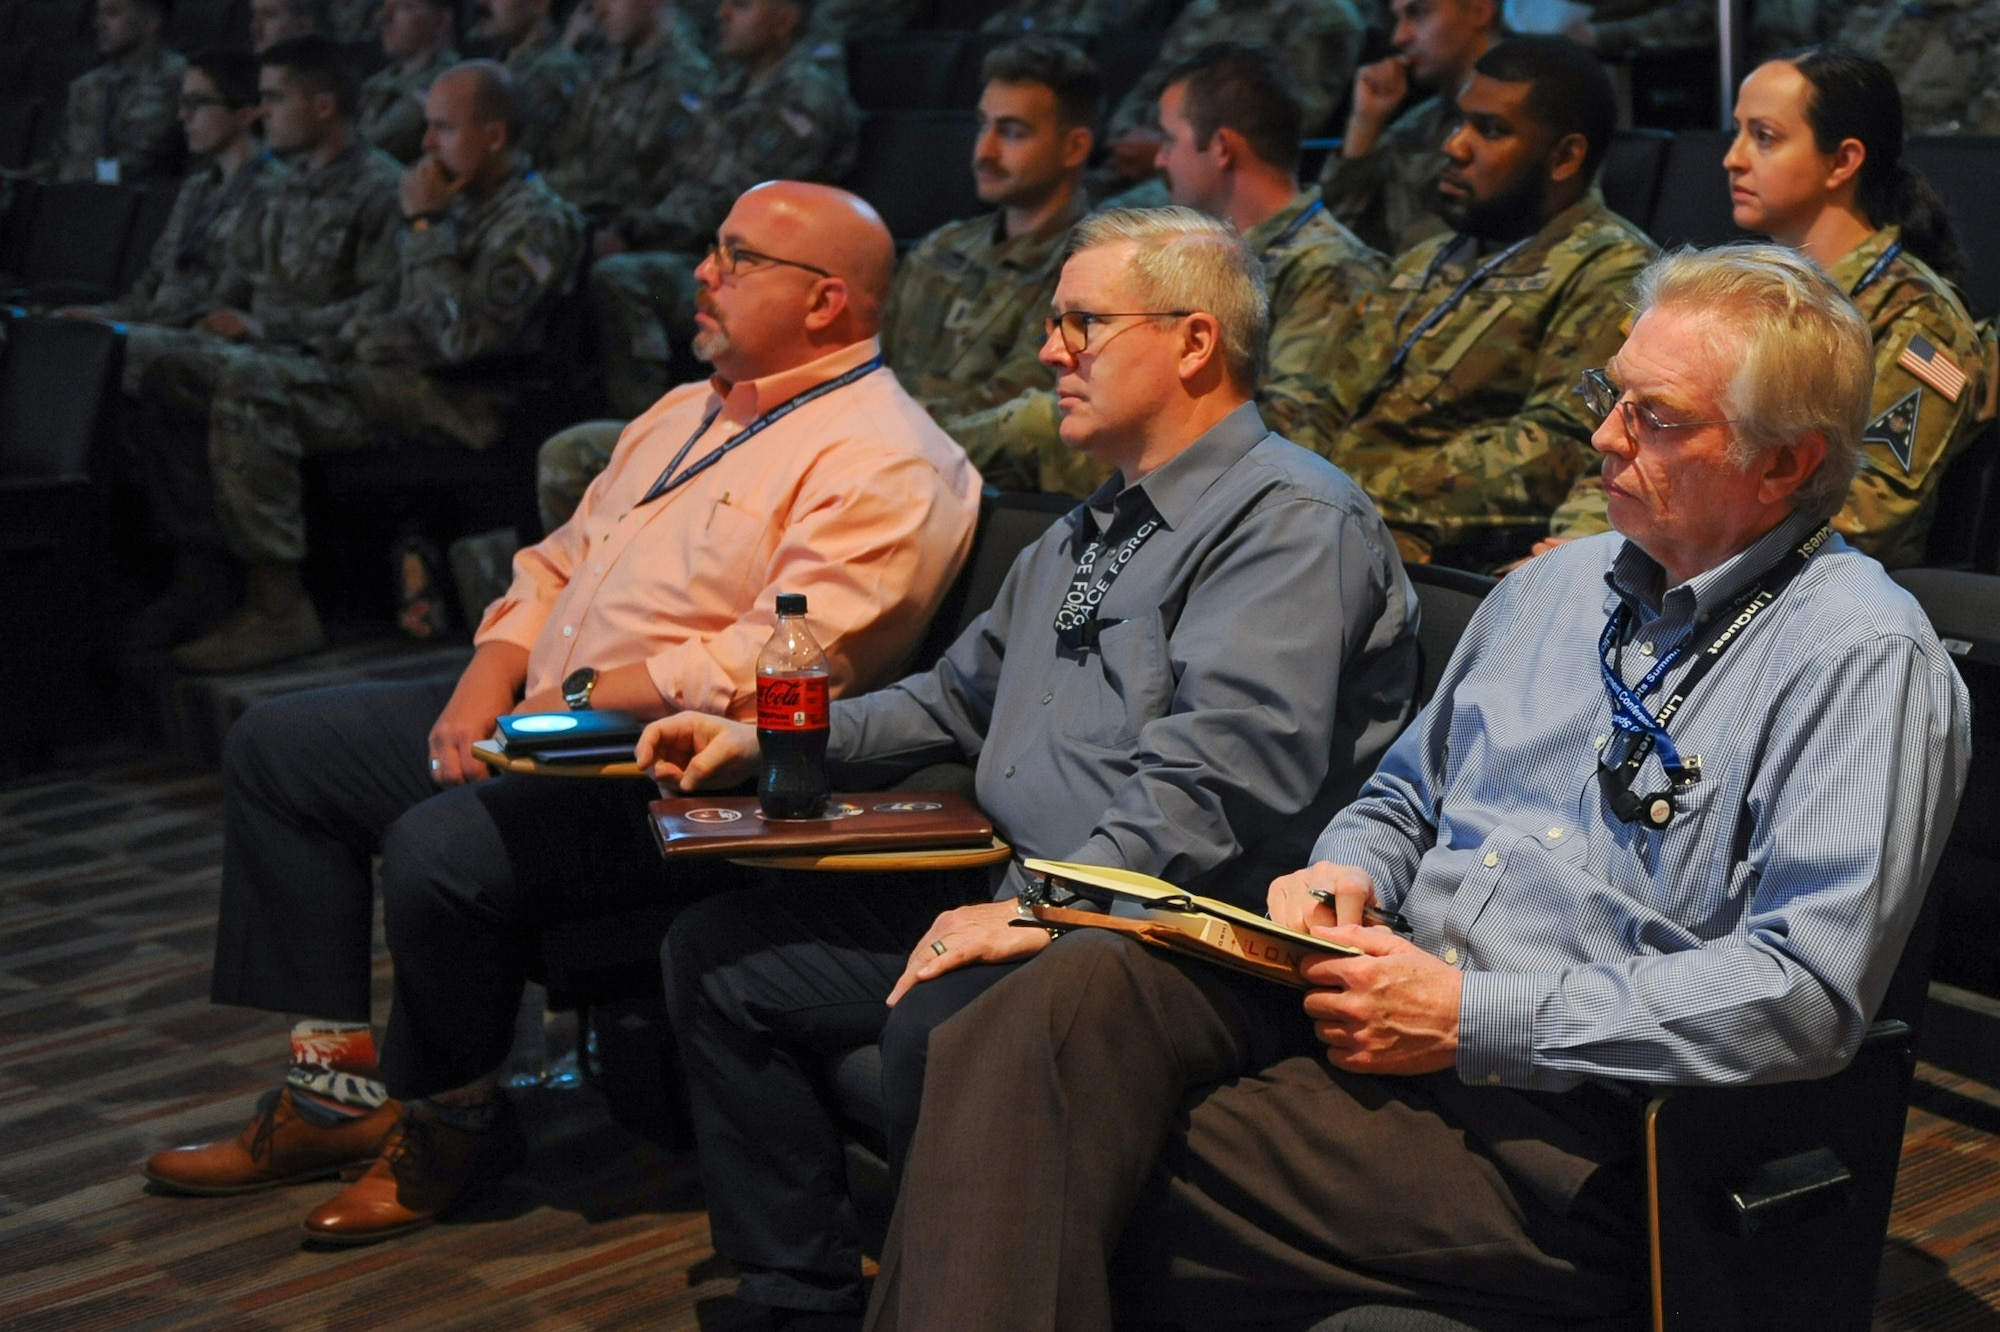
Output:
top-left (1043, 310), bottom-right (1195, 356)
top-left (705, 238), bottom-right (832, 280)
top-left (1578, 367), bottom-right (1738, 444)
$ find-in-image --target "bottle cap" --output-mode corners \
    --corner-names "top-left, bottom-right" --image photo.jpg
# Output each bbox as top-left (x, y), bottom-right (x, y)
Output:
top-left (775, 593), bottom-right (807, 616)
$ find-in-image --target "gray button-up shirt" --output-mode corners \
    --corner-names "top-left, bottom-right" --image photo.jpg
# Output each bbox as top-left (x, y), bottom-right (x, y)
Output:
top-left (828, 402), bottom-right (1419, 907)
top-left (1313, 509), bottom-right (1972, 1091)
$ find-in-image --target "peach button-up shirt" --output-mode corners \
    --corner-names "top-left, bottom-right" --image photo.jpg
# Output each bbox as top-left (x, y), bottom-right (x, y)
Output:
top-left (475, 338), bottom-right (984, 717)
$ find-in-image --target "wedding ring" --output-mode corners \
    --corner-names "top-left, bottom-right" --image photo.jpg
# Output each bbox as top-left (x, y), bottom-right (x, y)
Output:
top-left (930, 939), bottom-right (948, 957)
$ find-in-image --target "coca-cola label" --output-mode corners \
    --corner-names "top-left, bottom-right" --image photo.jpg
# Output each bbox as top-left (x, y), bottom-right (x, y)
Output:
top-left (758, 675), bottom-right (829, 730)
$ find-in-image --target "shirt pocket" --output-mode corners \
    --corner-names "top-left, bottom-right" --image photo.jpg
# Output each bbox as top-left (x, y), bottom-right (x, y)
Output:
top-left (659, 495), bottom-right (770, 616)
top-left (1064, 612), bottom-right (1172, 749)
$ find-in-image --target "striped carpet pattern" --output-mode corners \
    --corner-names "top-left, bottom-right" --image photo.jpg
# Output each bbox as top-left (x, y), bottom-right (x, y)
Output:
top-left (2, 752), bottom-right (1998, 1330)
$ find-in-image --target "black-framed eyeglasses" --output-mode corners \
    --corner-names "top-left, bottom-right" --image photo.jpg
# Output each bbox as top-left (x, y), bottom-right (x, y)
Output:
top-left (1043, 310), bottom-right (1192, 356)
top-left (705, 237), bottom-right (831, 281)
top-left (1579, 368), bottom-right (1737, 444)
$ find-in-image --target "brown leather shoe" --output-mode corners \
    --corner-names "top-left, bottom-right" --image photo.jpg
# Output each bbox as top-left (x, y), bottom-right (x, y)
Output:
top-left (301, 1099), bottom-right (524, 1245)
top-left (143, 1088), bottom-right (402, 1196)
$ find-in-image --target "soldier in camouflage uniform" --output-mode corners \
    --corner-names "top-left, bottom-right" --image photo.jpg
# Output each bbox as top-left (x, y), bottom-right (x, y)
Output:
top-left (588, 0), bottom-right (860, 416)
top-left (250, 0), bottom-right (334, 52)
top-left (470, 0), bottom-right (593, 167)
top-left (1322, 38), bottom-right (1653, 569)
top-left (953, 46), bottom-right (1385, 498)
top-left (1835, 0), bottom-right (2000, 134)
top-left (130, 37), bottom-right (405, 652)
top-left (537, 0), bottom-right (715, 216)
top-left (1320, 0), bottom-right (1500, 257)
top-left (163, 63), bottom-right (588, 674)
top-left (1551, 52), bottom-right (1989, 569)
top-left (45, 0), bottom-right (186, 183)
top-left (356, 0), bottom-right (459, 162)
top-left (980, 0), bottom-right (1105, 34)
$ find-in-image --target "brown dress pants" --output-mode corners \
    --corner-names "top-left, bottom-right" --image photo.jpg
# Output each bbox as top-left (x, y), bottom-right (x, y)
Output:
top-left (866, 929), bottom-right (1644, 1332)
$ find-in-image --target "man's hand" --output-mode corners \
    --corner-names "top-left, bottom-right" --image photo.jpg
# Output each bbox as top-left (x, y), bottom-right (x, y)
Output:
top-left (593, 228), bottom-right (629, 258)
top-left (428, 644), bottom-right (529, 786)
top-left (1267, 861), bottom-right (1376, 933)
top-left (197, 308), bottom-right (263, 341)
top-left (637, 713), bottom-right (760, 790)
top-left (1342, 56), bottom-right (1410, 157)
top-left (401, 155), bottom-right (464, 219)
top-left (885, 900), bottom-right (1054, 1007)
top-left (1105, 130), bottom-right (1164, 182)
top-left (1298, 926), bottom-right (1461, 1075)
top-left (1529, 535), bottom-right (1574, 558)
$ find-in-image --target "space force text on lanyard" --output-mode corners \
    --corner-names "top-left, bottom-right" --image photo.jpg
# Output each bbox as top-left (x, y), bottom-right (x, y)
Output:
top-left (635, 356), bottom-right (884, 507)
top-left (1598, 522), bottom-right (1834, 829)
top-left (1053, 509), bottom-right (1161, 651)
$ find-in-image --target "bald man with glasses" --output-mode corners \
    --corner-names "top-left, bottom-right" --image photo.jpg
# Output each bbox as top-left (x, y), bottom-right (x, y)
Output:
top-left (141, 181), bottom-right (982, 1245)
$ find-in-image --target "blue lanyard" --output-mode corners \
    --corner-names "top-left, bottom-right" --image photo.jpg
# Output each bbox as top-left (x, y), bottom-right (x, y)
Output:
top-left (1849, 240), bottom-right (1903, 299)
top-left (638, 356), bottom-right (883, 506)
top-left (1347, 232), bottom-right (1536, 423)
top-left (1267, 198), bottom-right (1325, 251)
top-left (1598, 616), bottom-right (1694, 780)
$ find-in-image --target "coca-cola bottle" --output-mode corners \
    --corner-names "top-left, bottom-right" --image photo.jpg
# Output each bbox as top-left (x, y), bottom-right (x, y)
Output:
top-left (756, 593), bottom-right (831, 818)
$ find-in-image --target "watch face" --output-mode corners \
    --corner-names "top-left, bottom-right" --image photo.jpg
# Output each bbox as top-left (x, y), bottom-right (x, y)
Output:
top-left (562, 668), bottom-right (595, 697)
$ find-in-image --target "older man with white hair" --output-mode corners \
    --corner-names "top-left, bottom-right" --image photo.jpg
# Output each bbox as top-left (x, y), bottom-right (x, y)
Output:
top-left (640, 206), bottom-right (1419, 1330)
top-left (862, 245), bottom-right (1974, 1331)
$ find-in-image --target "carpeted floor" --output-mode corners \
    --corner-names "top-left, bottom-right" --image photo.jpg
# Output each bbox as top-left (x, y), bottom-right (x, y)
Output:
top-left (2, 751), bottom-right (1998, 1330)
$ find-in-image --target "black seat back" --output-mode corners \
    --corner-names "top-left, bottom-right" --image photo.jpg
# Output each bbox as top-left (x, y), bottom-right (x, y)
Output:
top-left (848, 32), bottom-right (966, 111)
top-left (909, 487), bottom-right (1075, 672)
top-left (842, 110), bottom-right (984, 242)
top-left (13, 180), bottom-right (142, 302)
top-left (0, 314), bottom-right (123, 486)
top-left (1923, 420), bottom-right (1998, 574)
top-left (1900, 134), bottom-right (2000, 321)
top-left (1405, 562), bottom-right (1494, 713)
top-left (1646, 129), bottom-right (1750, 251)
top-left (1601, 127), bottom-right (1672, 235)
top-left (0, 95), bottom-right (39, 170)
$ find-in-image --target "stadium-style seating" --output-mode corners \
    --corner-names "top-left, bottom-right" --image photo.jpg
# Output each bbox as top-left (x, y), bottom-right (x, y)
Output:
top-left (5, 179), bottom-right (145, 305)
top-left (1901, 134), bottom-right (2000, 321)
top-left (842, 109), bottom-right (985, 242)
top-left (0, 95), bottom-right (39, 169)
top-left (1601, 126), bottom-right (1672, 234)
top-left (846, 30), bottom-right (966, 112)
top-left (1645, 128), bottom-right (1749, 251)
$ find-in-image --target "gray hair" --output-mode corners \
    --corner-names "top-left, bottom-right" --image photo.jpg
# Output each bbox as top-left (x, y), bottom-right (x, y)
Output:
top-left (1632, 244), bottom-right (1873, 522)
top-left (1067, 206), bottom-right (1269, 387)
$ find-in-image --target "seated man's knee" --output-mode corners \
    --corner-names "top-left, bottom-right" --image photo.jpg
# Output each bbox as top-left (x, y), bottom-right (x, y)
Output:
top-left (660, 888), bottom-right (779, 1019)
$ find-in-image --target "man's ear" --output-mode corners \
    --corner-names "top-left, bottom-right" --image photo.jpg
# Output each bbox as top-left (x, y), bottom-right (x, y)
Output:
top-left (1210, 125), bottom-right (1244, 172)
top-left (802, 276), bottom-right (852, 333)
top-left (1546, 130), bottom-right (1588, 184)
top-left (1062, 124), bottom-right (1094, 173)
top-left (1177, 310), bottom-right (1225, 383)
top-left (1756, 429), bottom-right (1830, 506)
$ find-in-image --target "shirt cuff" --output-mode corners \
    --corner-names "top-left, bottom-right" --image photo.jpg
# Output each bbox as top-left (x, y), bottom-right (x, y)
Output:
top-left (1457, 970), bottom-right (1550, 1090)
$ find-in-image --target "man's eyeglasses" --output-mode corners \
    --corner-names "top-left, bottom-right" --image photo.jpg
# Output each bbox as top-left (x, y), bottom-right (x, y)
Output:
top-left (1579, 368), bottom-right (1737, 444)
top-left (705, 238), bottom-right (831, 281)
top-left (1043, 310), bottom-right (1192, 356)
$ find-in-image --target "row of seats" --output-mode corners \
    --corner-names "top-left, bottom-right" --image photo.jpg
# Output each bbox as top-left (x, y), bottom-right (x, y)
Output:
top-left (844, 28), bottom-right (1166, 114)
top-left (0, 178), bottom-right (178, 303)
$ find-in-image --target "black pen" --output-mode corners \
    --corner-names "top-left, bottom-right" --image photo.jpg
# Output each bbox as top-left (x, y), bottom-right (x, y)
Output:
top-left (1310, 889), bottom-right (1412, 935)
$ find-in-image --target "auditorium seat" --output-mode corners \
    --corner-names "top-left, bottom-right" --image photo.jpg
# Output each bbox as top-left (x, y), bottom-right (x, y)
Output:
top-left (1644, 128), bottom-right (1748, 252)
top-left (5, 179), bottom-right (143, 304)
top-left (0, 97), bottom-right (39, 170)
top-left (164, 0), bottom-right (246, 53)
top-left (847, 32), bottom-right (965, 111)
top-left (1601, 126), bottom-right (1671, 235)
top-left (1900, 134), bottom-right (2000, 321)
top-left (0, 43), bottom-right (35, 98)
top-left (842, 110), bottom-right (984, 242)
top-left (10, 0), bottom-right (88, 44)
top-left (1092, 28), bottom-right (1166, 125)
top-left (1924, 422), bottom-right (1998, 574)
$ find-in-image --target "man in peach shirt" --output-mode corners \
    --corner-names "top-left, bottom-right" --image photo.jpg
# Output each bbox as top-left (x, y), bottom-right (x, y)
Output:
top-left (141, 182), bottom-right (982, 1244)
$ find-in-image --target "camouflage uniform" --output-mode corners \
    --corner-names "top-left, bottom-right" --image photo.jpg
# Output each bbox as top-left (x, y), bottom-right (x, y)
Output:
top-left (538, 29), bottom-right (715, 216)
top-left (49, 47), bottom-right (187, 183)
top-left (105, 150), bottom-right (287, 392)
top-left (197, 169), bottom-right (586, 563)
top-left (808, 0), bottom-right (923, 45)
top-left (1326, 194), bottom-right (1655, 567)
top-left (333, 0), bottom-right (381, 42)
top-left (588, 41), bottom-right (861, 416)
top-left (1836, 0), bottom-right (2000, 134)
top-left (1586, 0), bottom-right (1822, 55)
top-left (356, 47), bottom-right (460, 163)
top-left (1106, 0), bottom-right (1368, 140)
top-left (1549, 227), bottom-right (1988, 570)
top-left (1318, 91), bottom-right (1455, 259)
top-left (951, 187), bottom-right (1386, 496)
top-left (536, 419), bottom-right (625, 532)
top-left (880, 192), bottom-right (1084, 420)
top-left (505, 30), bottom-right (594, 169)
top-left (979, 0), bottom-right (1106, 33)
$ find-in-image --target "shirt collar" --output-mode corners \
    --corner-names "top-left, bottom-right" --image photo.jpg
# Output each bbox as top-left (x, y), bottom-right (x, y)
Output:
top-left (1827, 224), bottom-right (1902, 289)
top-left (707, 337), bottom-right (883, 423)
top-left (989, 189), bottom-right (1087, 261)
top-left (1607, 507), bottom-right (1828, 620)
top-left (1077, 400), bottom-right (1269, 536)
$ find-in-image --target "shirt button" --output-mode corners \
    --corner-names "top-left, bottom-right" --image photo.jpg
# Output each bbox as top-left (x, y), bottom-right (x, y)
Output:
top-left (1638, 641), bottom-right (1655, 656)
top-left (1005, 765), bottom-right (1016, 778)
top-left (1546, 826), bottom-right (1563, 840)
top-left (1483, 851), bottom-right (1499, 869)
top-left (1486, 1071), bottom-right (1503, 1085)
top-left (1594, 735), bottom-right (1607, 751)
top-left (561, 625), bottom-right (573, 637)
top-left (1443, 946), bottom-right (1460, 965)
top-left (1042, 693), bottom-right (1053, 704)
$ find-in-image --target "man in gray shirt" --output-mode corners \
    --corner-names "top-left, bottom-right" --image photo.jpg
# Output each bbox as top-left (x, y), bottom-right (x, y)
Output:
top-left (637, 206), bottom-right (1417, 1329)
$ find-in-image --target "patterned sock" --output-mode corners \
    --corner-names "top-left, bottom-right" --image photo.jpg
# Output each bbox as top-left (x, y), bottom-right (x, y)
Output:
top-left (285, 1020), bottom-right (390, 1125)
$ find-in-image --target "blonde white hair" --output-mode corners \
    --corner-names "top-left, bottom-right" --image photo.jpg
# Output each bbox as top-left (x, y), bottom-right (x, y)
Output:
top-left (1068, 206), bottom-right (1269, 387)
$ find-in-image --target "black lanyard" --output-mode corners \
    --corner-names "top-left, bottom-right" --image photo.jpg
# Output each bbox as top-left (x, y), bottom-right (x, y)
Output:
top-left (637, 356), bottom-right (882, 506)
top-left (1347, 232), bottom-right (1536, 423)
top-left (1849, 240), bottom-right (1903, 299)
top-left (1597, 523), bottom-right (1833, 827)
top-left (1052, 511), bottom-right (1162, 651)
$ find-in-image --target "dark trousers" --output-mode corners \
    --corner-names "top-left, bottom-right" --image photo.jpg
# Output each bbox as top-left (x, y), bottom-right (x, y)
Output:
top-left (211, 679), bottom-right (718, 1099)
top-left (866, 929), bottom-right (1644, 1332)
top-left (661, 874), bottom-right (1004, 1314)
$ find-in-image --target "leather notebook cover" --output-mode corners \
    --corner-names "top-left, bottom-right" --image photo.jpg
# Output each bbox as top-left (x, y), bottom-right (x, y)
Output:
top-left (650, 792), bottom-right (994, 858)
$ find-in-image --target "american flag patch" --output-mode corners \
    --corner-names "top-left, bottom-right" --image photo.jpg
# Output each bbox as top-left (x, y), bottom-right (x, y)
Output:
top-left (1898, 333), bottom-right (1965, 403)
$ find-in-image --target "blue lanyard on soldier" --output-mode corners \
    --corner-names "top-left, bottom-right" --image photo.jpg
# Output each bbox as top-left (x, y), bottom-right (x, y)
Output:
top-left (1266, 198), bottom-right (1325, 251)
top-left (1347, 232), bottom-right (1537, 423)
top-left (1052, 510), bottom-right (1162, 651)
top-left (1596, 523), bottom-right (1833, 828)
top-left (637, 356), bottom-right (884, 506)
top-left (1849, 240), bottom-right (1903, 299)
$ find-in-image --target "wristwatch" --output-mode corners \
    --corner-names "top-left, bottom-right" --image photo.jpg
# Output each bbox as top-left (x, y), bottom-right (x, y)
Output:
top-left (561, 667), bottom-right (598, 711)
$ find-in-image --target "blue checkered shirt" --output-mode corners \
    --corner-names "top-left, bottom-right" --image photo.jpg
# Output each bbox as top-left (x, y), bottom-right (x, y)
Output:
top-left (1312, 510), bottom-right (1972, 1091)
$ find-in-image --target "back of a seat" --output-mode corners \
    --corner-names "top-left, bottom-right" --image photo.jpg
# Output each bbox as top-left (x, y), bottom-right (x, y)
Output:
top-left (842, 110), bottom-right (984, 243)
top-left (15, 179), bottom-right (142, 299)
top-left (1405, 563), bottom-right (1494, 714)
top-left (164, 0), bottom-right (246, 52)
top-left (909, 487), bottom-right (1076, 673)
top-left (1900, 134), bottom-right (2000, 322)
top-left (1645, 129), bottom-right (1749, 252)
top-left (0, 315), bottom-right (122, 484)
top-left (0, 95), bottom-right (38, 171)
top-left (848, 32), bottom-right (965, 111)
top-left (1922, 419), bottom-right (1998, 573)
top-left (1601, 127), bottom-right (1672, 236)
